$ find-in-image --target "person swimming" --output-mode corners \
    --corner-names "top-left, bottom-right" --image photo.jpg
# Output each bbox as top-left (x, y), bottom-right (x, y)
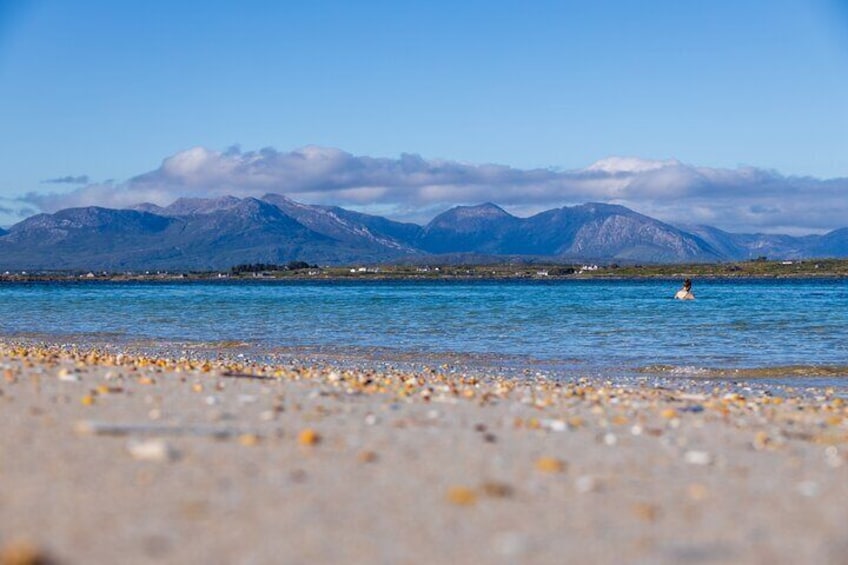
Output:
top-left (674, 278), bottom-right (695, 300)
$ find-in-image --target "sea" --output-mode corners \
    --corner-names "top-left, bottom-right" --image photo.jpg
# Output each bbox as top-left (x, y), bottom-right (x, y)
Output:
top-left (1, 278), bottom-right (847, 391)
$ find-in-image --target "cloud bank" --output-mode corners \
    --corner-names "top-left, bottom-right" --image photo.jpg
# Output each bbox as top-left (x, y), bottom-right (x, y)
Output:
top-left (19, 146), bottom-right (848, 235)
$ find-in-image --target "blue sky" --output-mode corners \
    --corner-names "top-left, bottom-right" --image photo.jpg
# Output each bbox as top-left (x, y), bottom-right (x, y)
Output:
top-left (1, 0), bottom-right (847, 233)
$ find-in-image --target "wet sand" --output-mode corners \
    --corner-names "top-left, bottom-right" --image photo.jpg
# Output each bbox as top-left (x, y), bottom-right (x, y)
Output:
top-left (1, 342), bottom-right (848, 564)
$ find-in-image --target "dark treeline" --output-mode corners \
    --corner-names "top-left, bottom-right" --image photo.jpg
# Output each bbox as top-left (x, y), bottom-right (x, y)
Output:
top-left (230, 261), bottom-right (317, 274)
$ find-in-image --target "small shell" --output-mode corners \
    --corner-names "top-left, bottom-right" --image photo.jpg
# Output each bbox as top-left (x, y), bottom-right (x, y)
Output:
top-left (126, 439), bottom-right (178, 462)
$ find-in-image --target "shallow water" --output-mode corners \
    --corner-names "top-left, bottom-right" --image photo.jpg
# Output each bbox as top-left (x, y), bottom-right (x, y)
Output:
top-left (1, 278), bottom-right (847, 386)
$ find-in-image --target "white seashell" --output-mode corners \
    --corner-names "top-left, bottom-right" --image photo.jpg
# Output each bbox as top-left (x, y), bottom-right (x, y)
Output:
top-left (57, 368), bottom-right (79, 382)
top-left (684, 450), bottom-right (712, 465)
top-left (126, 439), bottom-right (178, 462)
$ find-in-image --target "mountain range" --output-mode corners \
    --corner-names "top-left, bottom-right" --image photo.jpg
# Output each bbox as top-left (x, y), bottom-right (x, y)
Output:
top-left (1, 194), bottom-right (847, 270)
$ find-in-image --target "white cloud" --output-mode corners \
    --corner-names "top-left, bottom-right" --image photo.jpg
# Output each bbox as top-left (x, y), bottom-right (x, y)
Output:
top-left (15, 146), bottom-right (848, 234)
top-left (585, 157), bottom-right (679, 174)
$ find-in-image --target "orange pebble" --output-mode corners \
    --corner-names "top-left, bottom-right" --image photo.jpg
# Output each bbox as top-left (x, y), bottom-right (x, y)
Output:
top-left (357, 450), bottom-right (379, 463)
top-left (632, 502), bottom-right (661, 522)
top-left (446, 486), bottom-right (477, 506)
top-left (238, 434), bottom-right (261, 447)
top-left (0, 539), bottom-right (48, 565)
top-left (535, 456), bottom-right (566, 473)
top-left (298, 428), bottom-right (321, 446)
top-left (567, 416), bottom-right (585, 428)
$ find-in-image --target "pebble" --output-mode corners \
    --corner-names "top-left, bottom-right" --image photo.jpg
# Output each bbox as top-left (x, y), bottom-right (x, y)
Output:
top-left (298, 428), bottom-right (321, 446)
top-left (543, 419), bottom-right (567, 432)
top-left (535, 457), bottom-right (566, 473)
top-left (57, 368), bottom-right (79, 382)
top-left (632, 502), bottom-right (661, 522)
top-left (0, 539), bottom-right (50, 565)
top-left (825, 446), bottom-right (843, 468)
top-left (481, 481), bottom-right (514, 498)
top-left (364, 414), bottom-right (379, 426)
top-left (684, 450), bottom-right (712, 466)
top-left (238, 433), bottom-right (261, 446)
top-left (575, 475), bottom-right (599, 494)
top-left (660, 408), bottom-right (679, 420)
top-left (446, 486), bottom-right (477, 506)
top-left (358, 450), bottom-right (379, 463)
top-left (687, 483), bottom-right (709, 501)
top-left (126, 439), bottom-right (178, 462)
top-left (750, 431), bottom-right (768, 450)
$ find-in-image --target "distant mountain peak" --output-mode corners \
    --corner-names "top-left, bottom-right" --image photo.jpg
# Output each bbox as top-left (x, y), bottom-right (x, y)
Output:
top-left (439, 202), bottom-right (513, 220)
top-left (163, 195), bottom-right (243, 216)
top-left (573, 202), bottom-right (634, 215)
top-left (260, 193), bottom-right (296, 205)
top-left (260, 192), bottom-right (419, 252)
top-left (128, 202), bottom-right (166, 214)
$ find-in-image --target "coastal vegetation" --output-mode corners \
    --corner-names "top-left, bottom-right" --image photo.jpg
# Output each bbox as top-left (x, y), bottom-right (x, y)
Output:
top-left (2, 258), bottom-right (848, 282)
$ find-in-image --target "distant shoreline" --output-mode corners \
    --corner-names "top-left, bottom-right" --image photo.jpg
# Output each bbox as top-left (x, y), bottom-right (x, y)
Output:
top-left (2, 257), bottom-right (848, 282)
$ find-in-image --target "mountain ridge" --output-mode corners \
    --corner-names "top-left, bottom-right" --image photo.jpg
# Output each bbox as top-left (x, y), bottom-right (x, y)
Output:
top-left (1, 194), bottom-right (847, 270)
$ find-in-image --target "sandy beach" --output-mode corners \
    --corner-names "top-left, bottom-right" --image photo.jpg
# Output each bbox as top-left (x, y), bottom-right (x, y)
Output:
top-left (1, 342), bottom-right (847, 564)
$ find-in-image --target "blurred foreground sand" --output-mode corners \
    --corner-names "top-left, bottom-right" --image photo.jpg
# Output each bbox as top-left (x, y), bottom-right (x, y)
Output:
top-left (1, 343), bottom-right (848, 564)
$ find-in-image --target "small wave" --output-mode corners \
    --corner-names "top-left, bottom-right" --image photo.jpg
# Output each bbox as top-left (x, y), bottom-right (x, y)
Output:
top-left (639, 364), bottom-right (711, 375)
top-left (638, 364), bottom-right (848, 379)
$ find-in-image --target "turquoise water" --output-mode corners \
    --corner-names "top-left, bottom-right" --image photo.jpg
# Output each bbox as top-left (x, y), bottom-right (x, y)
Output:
top-left (1, 279), bottom-right (847, 383)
